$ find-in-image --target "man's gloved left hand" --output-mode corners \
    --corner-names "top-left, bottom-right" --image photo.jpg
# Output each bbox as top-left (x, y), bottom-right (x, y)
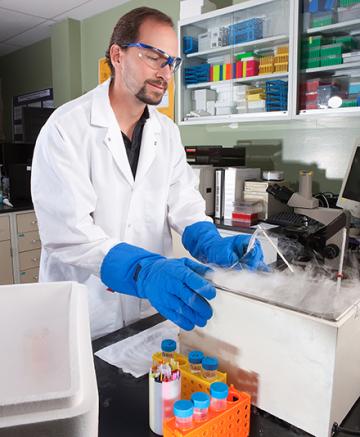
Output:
top-left (182, 221), bottom-right (268, 271)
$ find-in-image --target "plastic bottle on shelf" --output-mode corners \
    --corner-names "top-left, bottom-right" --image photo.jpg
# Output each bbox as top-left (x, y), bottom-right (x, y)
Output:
top-left (173, 400), bottom-right (194, 430)
top-left (161, 339), bottom-right (176, 361)
top-left (210, 381), bottom-right (229, 412)
top-left (201, 356), bottom-right (218, 380)
top-left (191, 392), bottom-right (210, 422)
top-left (188, 350), bottom-right (204, 374)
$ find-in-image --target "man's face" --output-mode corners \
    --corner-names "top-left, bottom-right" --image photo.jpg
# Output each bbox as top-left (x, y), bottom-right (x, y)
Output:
top-left (118, 19), bottom-right (178, 105)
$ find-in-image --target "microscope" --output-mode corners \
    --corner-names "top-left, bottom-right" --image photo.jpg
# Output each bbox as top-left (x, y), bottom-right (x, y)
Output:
top-left (266, 170), bottom-right (349, 269)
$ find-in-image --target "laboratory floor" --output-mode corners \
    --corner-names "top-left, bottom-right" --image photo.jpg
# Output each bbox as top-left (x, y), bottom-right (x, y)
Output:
top-left (93, 314), bottom-right (360, 437)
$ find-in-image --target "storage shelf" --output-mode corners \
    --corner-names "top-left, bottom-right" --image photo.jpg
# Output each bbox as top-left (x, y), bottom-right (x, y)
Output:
top-left (299, 107), bottom-right (360, 116)
top-left (186, 72), bottom-right (288, 89)
top-left (181, 110), bottom-right (289, 125)
top-left (301, 61), bottom-right (360, 74)
top-left (186, 34), bottom-right (289, 59)
top-left (306, 18), bottom-right (360, 35)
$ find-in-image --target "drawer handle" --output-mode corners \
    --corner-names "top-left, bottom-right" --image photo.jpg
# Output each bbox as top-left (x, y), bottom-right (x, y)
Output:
top-left (31, 239), bottom-right (40, 244)
top-left (33, 275), bottom-right (39, 280)
top-left (31, 220), bottom-right (37, 225)
top-left (32, 257), bottom-right (39, 262)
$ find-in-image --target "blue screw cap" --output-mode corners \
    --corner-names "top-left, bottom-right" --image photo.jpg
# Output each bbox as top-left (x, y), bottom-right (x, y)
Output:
top-left (210, 382), bottom-right (229, 400)
top-left (202, 356), bottom-right (218, 371)
top-left (191, 392), bottom-right (210, 409)
top-left (188, 350), bottom-right (204, 364)
top-left (174, 400), bottom-right (194, 418)
top-left (161, 339), bottom-right (176, 353)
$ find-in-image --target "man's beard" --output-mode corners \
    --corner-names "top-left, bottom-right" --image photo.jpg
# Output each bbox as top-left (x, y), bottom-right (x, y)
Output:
top-left (135, 80), bottom-right (167, 105)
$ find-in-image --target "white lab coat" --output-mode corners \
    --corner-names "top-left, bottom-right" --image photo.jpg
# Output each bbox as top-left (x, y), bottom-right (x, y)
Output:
top-left (31, 79), bottom-right (211, 339)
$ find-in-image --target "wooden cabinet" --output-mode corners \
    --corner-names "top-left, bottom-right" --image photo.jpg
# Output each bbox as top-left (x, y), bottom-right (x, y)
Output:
top-left (0, 210), bottom-right (40, 285)
top-left (0, 238), bottom-right (13, 285)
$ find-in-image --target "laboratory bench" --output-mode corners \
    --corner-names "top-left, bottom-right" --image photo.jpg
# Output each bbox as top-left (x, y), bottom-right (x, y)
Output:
top-left (0, 201), bottom-right (33, 214)
top-left (92, 314), bottom-right (360, 437)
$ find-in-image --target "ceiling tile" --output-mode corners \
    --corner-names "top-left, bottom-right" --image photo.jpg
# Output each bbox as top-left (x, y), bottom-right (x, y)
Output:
top-left (0, 42), bottom-right (22, 56)
top-left (0, 8), bottom-right (45, 42)
top-left (6, 20), bottom-right (55, 47)
top-left (53, 0), bottom-right (130, 21)
top-left (0, 0), bottom-right (91, 20)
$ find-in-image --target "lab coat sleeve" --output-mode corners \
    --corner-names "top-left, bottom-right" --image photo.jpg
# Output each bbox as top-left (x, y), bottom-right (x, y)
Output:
top-left (31, 119), bottom-right (118, 276)
top-left (166, 124), bottom-right (212, 235)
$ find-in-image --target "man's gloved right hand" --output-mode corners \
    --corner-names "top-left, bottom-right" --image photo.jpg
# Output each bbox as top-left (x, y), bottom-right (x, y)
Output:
top-left (100, 243), bottom-right (216, 331)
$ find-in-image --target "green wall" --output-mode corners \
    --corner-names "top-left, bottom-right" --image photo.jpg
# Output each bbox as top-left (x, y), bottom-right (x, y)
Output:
top-left (0, 38), bottom-right (52, 140)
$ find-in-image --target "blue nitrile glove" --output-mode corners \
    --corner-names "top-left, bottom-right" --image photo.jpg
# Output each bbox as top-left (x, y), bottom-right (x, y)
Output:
top-left (182, 221), bottom-right (268, 271)
top-left (100, 243), bottom-right (216, 331)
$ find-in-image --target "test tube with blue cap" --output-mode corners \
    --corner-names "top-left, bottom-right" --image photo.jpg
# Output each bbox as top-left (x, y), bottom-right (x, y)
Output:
top-left (188, 350), bottom-right (204, 375)
top-left (191, 392), bottom-right (210, 422)
top-left (210, 381), bottom-right (229, 412)
top-left (174, 399), bottom-right (194, 430)
top-left (201, 356), bottom-right (218, 380)
top-left (161, 339), bottom-right (176, 361)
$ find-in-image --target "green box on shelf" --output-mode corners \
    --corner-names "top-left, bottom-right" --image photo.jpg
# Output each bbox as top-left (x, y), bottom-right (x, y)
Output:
top-left (302, 58), bottom-right (321, 69)
top-left (320, 55), bottom-right (343, 66)
top-left (339, 0), bottom-right (360, 7)
top-left (321, 43), bottom-right (343, 56)
top-left (236, 51), bottom-right (255, 60)
top-left (302, 47), bottom-right (321, 58)
top-left (333, 36), bottom-right (357, 51)
top-left (341, 99), bottom-right (358, 107)
top-left (311, 15), bottom-right (334, 28)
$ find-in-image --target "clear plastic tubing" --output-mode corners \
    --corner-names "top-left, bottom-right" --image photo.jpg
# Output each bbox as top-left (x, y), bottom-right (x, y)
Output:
top-left (191, 392), bottom-right (210, 422)
top-left (174, 400), bottom-right (194, 430)
top-left (161, 339), bottom-right (176, 361)
top-left (201, 356), bottom-right (218, 380)
top-left (210, 382), bottom-right (229, 412)
top-left (188, 350), bottom-right (204, 374)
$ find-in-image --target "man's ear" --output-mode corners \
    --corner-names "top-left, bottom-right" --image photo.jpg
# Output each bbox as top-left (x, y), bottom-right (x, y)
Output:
top-left (109, 44), bottom-right (123, 70)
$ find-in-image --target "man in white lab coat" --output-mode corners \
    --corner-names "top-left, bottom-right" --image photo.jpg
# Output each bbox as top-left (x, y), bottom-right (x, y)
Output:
top-left (31, 7), bottom-right (266, 339)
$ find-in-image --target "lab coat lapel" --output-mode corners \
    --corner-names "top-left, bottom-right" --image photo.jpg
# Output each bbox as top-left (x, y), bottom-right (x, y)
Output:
top-left (135, 110), bottom-right (160, 184)
top-left (103, 125), bottom-right (134, 186)
top-left (90, 80), bottom-right (134, 186)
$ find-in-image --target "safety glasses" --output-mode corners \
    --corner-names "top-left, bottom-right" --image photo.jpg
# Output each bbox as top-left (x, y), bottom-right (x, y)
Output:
top-left (121, 42), bottom-right (182, 74)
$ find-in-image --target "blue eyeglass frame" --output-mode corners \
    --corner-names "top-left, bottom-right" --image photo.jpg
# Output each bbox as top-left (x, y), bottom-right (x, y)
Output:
top-left (121, 42), bottom-right (182, 71)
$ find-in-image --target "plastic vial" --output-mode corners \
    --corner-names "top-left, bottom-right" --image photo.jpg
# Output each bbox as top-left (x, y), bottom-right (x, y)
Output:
top-left (188, 350), bottom-right (204, 374)
top-left (210, 382), bottom-right (229, 412)
top-left (201, 356), bottom-right (218, 380)
top-left (174, 400), bottom-right (194, 430)
top-left (161, 339), bottom-right (176, 361)
top-left (191, 392), bottom-right (210, 422)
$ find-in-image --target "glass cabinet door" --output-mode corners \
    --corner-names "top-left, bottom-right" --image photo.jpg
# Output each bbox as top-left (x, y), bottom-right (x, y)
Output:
top-left (178, 0), bottom-right (293, 124)
top-left (297, 0), bottom-right (360, 115)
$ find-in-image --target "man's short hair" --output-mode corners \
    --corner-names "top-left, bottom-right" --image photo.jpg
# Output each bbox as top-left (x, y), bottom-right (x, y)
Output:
top-left (105, 7), bottom-right (174, 76)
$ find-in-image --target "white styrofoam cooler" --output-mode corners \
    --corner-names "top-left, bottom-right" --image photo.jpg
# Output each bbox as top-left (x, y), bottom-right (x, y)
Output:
top-left (180, 287), bottom-right (360, 437)
top-left (0, 281), bottom-right (98, 437)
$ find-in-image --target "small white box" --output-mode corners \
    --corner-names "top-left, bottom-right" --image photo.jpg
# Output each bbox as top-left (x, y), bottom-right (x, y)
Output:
top-left (0, 282), bottom-right (98, 437)
top-left (198, 32), bottom-right (211, 51)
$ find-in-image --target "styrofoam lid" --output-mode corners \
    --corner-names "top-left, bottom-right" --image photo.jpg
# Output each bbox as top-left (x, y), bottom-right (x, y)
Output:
top-left (0, 282), bottom-right (78, 415)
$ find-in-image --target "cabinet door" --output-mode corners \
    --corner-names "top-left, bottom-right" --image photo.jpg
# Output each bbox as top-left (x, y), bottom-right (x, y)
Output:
top-left (17, 231), bottom-right (41, 252)
top-left (16, 211), bottom-right (38, 233)
top-left (19, 267), bottom-right (39, 284)
top-left (296, 0), bottom-right (360, 117)
top-left (0, 240), bottom-right (14, 285)
top-left (0, 216), bottom-right (11, 242)
top-left (19, 249), bottom-right (41, 271)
